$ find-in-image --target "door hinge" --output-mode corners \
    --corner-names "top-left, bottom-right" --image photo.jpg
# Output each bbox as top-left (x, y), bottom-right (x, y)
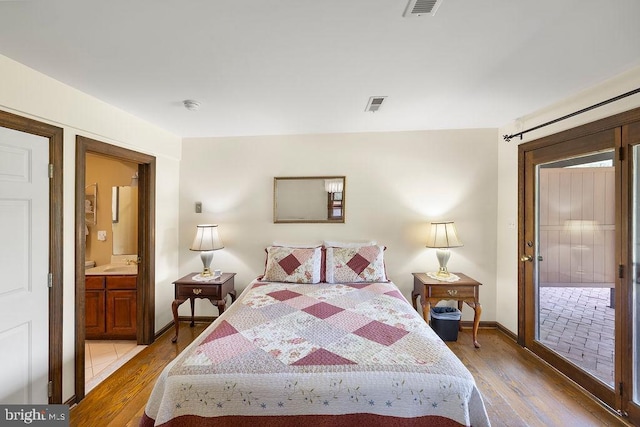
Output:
top-left (48, 273), bottom-right (53, 288)
top-left (619, 147), bottom-right (625, 161)
top-left (48, 164), bottom-right (53, 178)
top-left (619, 381), bottom-right (624, 396)
top-left (619, 264), bottom-right (624, 279)
top-left (47, 381), bottom-right (53, 398)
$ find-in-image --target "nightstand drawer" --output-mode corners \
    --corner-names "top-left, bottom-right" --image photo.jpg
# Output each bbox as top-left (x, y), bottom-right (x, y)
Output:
top-left (177, 285), bottom-right (222, 299)
top-left (428, 285), bottom-right (475, 299)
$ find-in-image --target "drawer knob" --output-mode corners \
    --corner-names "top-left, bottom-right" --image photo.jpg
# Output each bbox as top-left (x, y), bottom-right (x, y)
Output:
top-left (193, 288), bottom-right (202, 295)
top-left (447, 289), bottom-right (458, 296)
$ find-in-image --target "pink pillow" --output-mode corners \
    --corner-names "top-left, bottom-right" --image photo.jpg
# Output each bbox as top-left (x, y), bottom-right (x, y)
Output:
top-left (262, 246), bottom-right (322, 284)
top-left (325, 245), bottom-right (387, 283)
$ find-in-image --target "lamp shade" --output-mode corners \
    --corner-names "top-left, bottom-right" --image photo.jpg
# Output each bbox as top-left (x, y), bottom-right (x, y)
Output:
top-left (425, 221), bottom-right (463, 248)
top-left (190, 224), bottom-right (224, 252)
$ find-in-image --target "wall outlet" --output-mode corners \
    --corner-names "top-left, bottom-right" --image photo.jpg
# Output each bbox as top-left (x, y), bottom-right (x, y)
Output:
top-left (97, 230), bottom-right (107, 241)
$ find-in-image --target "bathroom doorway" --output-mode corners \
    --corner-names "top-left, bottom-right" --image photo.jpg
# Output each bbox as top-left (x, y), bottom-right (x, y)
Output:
top-left (74, 136), bottom-right (156, 402)
top-left (84, 153), bottom-right (142, 393)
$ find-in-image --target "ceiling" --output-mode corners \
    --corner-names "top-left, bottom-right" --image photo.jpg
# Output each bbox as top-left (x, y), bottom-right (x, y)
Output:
top-left (0, 0), bottom-right (639, 138)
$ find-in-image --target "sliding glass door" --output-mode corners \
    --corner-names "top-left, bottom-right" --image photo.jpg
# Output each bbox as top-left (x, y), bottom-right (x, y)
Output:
top-left (520, 116), bottom-right (640, 422)
top-left (521, 130), bottom-right (619, 409)
top-left (537, 153), bottom-right (616, 386)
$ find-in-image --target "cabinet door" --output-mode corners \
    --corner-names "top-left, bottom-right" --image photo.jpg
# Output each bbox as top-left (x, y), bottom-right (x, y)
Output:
top-left (85, 290), bottom-right (105, 338)
top-left (106, 290), bottom-right (136, 338)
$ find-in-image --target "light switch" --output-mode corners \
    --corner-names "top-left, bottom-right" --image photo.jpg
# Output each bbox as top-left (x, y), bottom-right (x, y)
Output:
top-left (97, 230), bottom-right (107, 241)
top-left (195, 202), bottom-right (202, 213)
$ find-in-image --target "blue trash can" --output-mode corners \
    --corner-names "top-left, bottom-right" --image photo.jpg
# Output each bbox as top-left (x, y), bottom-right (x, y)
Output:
top-left (430, 307), bottom-right (461, 341)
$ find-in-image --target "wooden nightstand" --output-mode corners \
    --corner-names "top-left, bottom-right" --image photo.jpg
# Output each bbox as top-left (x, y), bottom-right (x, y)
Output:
top-left (171, 272), bottom-right (236, 343)
top-left (411, 272), bottom-right (482, 348)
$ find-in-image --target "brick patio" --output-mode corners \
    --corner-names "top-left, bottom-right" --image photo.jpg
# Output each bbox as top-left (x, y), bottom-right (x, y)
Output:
top-left (538, 286), bottom-right (615, 386)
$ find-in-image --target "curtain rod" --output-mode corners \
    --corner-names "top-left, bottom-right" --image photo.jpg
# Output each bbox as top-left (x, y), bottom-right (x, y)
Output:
top-left (503, 87), bottom-right (640, 142)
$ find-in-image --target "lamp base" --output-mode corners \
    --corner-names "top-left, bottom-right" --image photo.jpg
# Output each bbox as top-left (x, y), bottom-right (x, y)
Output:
top-left (435, 248), bottom-right (451, 277)
top-left (436, 267), bottom-right (451, 278)
top-left (200, 251), bottom-right (214, 277)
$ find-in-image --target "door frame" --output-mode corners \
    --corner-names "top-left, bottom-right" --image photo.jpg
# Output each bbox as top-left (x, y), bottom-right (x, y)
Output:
top-left (518, 106), bottom-right (640, 416)
top-left (74, 136), bottom-right (156, 402)
top-left (621, 121), bottom-right (640, 422)
top-left (0, 110), bottom-right (64, 403)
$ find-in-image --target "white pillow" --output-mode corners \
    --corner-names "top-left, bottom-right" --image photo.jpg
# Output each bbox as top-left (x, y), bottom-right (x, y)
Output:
top-left (272, 241), bottom-right (322, 248)
top-left (262, 246), bottom-right (322, 284)
top-left (325, 245), bottom-right (387, 283)
top-left (323, 240), bottom-right (376, 248)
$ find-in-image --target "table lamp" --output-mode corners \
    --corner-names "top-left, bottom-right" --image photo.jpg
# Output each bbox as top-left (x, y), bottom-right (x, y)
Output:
top-left (190, 224), bottom-right (224, 277)
top-left (425, 221), bottom-right (463, 278)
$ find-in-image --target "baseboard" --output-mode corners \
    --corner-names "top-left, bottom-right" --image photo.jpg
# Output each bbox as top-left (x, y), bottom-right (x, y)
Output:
top-left (155, 321), bottom-right (174, 339)
top-left (459, 320), bottom-right (496, 329)
top-left (459, 320), bottom-right (518, 342)
top-left (155, 317), bottom-right (217, 340)
top-left (496, 322), bottom-right (518, 341)
top-left (179, 316), bottom-right (217, 323)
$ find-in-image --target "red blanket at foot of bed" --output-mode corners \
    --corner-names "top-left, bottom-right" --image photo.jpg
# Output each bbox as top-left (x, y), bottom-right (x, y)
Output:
top-left (140, 412), bottom-right (466, 427)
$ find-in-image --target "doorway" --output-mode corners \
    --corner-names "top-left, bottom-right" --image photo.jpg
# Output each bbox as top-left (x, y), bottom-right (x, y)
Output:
top-left (519, 108), bottom-right (640, 422)
top-left (84, 153), bottom-right (143, 392)
top-left (74, 136), bottom-right (156, 402)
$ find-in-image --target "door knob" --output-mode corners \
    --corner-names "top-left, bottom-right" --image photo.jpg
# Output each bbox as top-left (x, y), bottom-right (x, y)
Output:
top-left (520, 255), bottom-right (533, 262)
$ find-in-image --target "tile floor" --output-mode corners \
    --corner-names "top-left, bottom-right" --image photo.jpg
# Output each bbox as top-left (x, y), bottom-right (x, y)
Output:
top-left (539, 286), bottom-right (615, 386)
top-left (85, 340), bottom-right (146, 393)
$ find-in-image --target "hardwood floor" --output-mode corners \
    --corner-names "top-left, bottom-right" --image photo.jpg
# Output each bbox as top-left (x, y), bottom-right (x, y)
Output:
top-left (70, 322), bottom-right (208, 427)
top-left (70, 326), bottom-right (632, 427)
top-left (449, 329), bottom-right (631, 427)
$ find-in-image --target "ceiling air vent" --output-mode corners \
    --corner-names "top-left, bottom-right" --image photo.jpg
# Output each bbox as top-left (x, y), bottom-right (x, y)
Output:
top-left (403, 0), bottom-right (443, 17)
top-left (365, 96), bottom-right (387, 113)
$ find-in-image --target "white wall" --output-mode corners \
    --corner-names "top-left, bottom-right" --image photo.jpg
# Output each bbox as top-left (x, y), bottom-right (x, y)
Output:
top-left (180, 129), bottom-right (499, 322)
top-left (0, 53), bottom-right (182, 402)
top-left (497, 65), bottom-right (640, 334)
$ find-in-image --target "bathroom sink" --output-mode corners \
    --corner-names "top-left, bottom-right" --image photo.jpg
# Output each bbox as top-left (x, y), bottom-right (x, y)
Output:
top-left (103, 265), bottom-right (138, 274)
top-left (86, 264), bottom-right (137, 275)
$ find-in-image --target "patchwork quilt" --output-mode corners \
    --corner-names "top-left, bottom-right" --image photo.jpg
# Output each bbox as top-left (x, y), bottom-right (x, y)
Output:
top-left (141, 280), bottom-right (491, 427)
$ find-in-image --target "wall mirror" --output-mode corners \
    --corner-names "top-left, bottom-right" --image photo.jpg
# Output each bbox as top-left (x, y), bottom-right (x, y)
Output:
top-left (112, 185), bottom-right (138, 254)
top-left (274, 176), bottom-right (345, 223)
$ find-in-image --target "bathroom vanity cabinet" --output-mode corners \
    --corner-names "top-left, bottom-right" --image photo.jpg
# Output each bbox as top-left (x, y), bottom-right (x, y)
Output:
top-left (86, 275), bottom-right (137, 339)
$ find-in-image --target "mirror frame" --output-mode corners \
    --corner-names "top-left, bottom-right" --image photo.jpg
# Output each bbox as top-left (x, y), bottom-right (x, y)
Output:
top-left (273, 176), bottom-right (346, 224)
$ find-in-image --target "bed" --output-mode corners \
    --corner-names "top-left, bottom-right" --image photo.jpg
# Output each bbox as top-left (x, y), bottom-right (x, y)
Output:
top-left (141, 244), bottom-right (490, 427)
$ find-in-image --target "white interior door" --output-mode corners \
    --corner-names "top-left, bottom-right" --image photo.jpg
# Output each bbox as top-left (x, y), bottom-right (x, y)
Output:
top-left (0, 126), bottom-right (49, 404)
